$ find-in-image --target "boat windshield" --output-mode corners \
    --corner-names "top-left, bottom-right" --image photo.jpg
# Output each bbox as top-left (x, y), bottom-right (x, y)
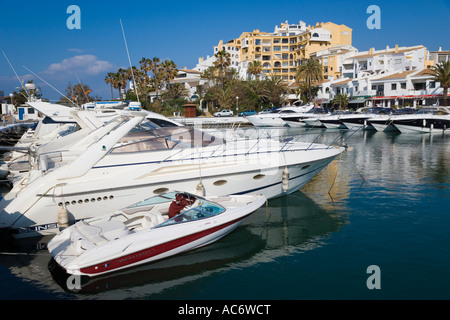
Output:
top-left (157, 200), bottom-right (225, 227)
top-left (110, 126), bottom-right (222, 154)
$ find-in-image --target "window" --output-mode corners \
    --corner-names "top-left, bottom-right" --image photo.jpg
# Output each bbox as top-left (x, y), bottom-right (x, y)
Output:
top-left (391, 83), bottom-right (397, 90)
top-left (312, 33), bottom-right (319, 37)
top-left (401, 82), bottom-right (406, 89)
top-left (414, 82), bottom-right (426, 90)
top-left (429, 81), bottom-right (436, 88)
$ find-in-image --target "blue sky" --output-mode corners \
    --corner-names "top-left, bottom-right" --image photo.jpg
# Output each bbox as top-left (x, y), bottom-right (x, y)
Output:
top-left (1, 0), bottom-right (449, 101)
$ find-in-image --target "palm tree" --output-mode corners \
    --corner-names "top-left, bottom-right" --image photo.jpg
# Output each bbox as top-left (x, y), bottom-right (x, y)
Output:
top-left (151, 57), bottom-right (162, 100)
top-left (247, 60), bottom-right (262, 80)
top-left (296, 58), bottom-right (323, 102)
top-left (332, 93), bottom-right (349, 110)
top-left (139, 57), bottom-right (156, 102)
top-left (104, 72), bottom-right (117, 99)
top-left (116, 68), bottom-right (129, 101)
top-left (431, 61), bottom-right (450, 106)
top-left (162, 82), bottom-right (188, 101)
top-left (161, 60), bottom-right (179, 90)
top-left (264, 76), bottom-right (289, 107)
top-left (213, 49), bottom-right (231, 89)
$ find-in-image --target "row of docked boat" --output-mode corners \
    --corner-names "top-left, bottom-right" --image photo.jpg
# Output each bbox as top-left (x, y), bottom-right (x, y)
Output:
top-left (246, 105), bottom-right (450, 134)
top-left (0, 101), bottom-right (344, 277)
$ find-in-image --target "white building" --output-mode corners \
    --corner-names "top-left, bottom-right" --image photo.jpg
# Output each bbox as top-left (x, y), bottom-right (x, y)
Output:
top-left (194, 39), bottom-right (241, 74)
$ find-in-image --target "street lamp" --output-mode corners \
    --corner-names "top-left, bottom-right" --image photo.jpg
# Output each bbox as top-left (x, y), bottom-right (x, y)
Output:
top-left (236, 96), bottom-right (239, 114)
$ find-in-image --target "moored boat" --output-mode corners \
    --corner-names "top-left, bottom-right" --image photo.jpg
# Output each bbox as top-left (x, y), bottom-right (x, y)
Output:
top-left (391, 107), bottom-right (450, 133)
top-left (47, 191), bottom-right (266, 277)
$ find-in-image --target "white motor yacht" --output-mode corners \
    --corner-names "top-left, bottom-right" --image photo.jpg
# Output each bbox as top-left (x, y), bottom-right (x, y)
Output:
top-left (0, 110), bottom-right (344, 238)
top-left (368, 108), bottom-right (416, 132)
top-left (246, 105), bottom-right (314, 127)
top-left (318, 111), bottom-right (351, 129)
top-left (338, 107), bottom-right (394, 131)
top-left (391, 107), bottom-right (450, 133)
top-left (282, 107), bottom-right (330, 128)
top-left (3, 101), bottom-right (182, 183)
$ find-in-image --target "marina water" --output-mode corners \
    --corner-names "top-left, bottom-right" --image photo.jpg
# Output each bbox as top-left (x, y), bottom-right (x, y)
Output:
top-left (0, 128), bottom-right (449, 300)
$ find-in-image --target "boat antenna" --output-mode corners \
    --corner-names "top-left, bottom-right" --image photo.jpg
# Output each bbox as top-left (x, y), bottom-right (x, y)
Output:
top-left (120, 18), bottom-right (140, 103)
top-left (22, 65), bottom-right (80, 108)
top-left (2, 50), bottom-right (29, 99)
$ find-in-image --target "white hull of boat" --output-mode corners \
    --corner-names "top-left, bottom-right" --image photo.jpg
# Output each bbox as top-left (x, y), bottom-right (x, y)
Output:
top-left (48, 193), bottom-right (266, 277)
top-left (246, 115), bottom-right (287, 127)
top-left (394, 123), bottom-right (449, 134)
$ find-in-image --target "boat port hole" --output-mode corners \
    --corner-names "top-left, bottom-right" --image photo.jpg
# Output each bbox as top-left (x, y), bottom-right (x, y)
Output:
top-left (153, 188), bottom-right (169, 194)
top-left (253, 174), bottom-right (265, 180)
top-left (213, 180), bottom-right (228, 186)
top-left (301, 164), bottom-right (311, 170)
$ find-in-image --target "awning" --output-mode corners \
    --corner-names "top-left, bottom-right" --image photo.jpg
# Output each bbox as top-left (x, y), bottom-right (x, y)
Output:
top-left (370, 94), bottom-right (449, 100)
top-left (349, 98), bottom-right (369, 104)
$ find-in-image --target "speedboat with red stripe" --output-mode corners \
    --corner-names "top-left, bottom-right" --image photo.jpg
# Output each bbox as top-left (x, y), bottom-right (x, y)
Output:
top-left (47, 191), bottom-right (266, 277)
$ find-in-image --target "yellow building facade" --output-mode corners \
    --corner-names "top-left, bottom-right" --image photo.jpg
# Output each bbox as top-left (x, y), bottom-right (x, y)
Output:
top-left (231, 21), bottom-right (352, 81)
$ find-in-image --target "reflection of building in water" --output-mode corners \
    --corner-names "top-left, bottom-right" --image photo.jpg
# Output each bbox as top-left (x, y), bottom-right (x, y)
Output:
top-left (348, 131), bottom-right (450, 191)
top-left (301, 158), bottom-right (351, 212)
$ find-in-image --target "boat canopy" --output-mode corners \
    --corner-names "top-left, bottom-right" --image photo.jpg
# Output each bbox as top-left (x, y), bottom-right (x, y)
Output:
top-left (110, 125), bottom-right (222, 154)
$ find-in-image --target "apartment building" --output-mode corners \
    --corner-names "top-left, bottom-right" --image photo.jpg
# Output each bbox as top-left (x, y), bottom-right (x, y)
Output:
top-left (195, 39), bottom-right (241, 73)
top-left (313, 44), bottom-right (446, 108)
top-left (195, 20), bottom-right (352, 81)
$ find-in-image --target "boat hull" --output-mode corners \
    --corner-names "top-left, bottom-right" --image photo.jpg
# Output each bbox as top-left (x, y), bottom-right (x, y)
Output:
top-left (246, 115), bottom-right (287, 127)
top-left (320, 118), bottom-right (345, 129)
top-left (393, 117), bottom-right (450, 133)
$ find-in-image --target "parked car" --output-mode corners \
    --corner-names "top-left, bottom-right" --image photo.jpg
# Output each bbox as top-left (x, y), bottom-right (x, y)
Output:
top-left (213, 109), bottom-right (234, 117)
top-left (238, 109), bottom-right (256, 116)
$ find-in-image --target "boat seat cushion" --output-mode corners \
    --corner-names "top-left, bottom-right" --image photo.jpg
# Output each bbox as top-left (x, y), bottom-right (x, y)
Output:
top-left (142, 213), bottom-right (165, 228)
top-left (122, 205), bottom-right (154, 215)
top-left (76, 220), bottom-right (130, 245)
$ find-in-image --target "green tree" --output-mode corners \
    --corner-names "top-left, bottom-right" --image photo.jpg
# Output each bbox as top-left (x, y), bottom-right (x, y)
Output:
top-left (213, 49), bottom-right (231, 90)
top-left (160, 60), bottom-right (179, 93)
top-left (247, 60), bottom-right (263, 80)
top-left (104, 72), bottom-right (117, 99)
top-left (332, 93), bottom-right (349, 109)
top-left (431, 61), bottom-right (450, 107)
top-left (61, 83), bottom-right (93, 105)
top-left (296, 58), bottom-right (323, 102)
top-left (162, 83), bottom-right (188, 101)
top-left (264, 76), bottom-right (289, 107)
